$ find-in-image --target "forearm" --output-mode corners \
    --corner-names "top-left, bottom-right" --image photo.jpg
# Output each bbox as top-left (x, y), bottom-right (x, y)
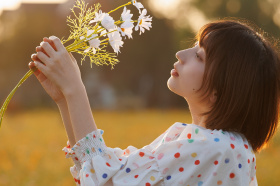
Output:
top-left (64, 83), bottom-right (97, 142)
top-left (57, 100), bottom-right (77, 147)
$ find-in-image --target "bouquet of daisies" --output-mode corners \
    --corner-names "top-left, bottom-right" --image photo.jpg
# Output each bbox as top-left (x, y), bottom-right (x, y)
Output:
top-left (0, 0), bottom-right (152, 126)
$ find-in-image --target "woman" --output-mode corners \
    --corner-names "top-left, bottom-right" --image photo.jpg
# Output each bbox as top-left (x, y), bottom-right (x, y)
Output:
top-left (29, 19), bottom-right (280, 185)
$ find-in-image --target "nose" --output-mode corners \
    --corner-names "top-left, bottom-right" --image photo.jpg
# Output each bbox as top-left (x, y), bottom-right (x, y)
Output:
top-left (175, 50), bottom-right (183, 63)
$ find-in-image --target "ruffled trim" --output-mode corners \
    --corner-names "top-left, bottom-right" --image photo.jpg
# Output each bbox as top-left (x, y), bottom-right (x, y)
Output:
top-left (62, 129), bottom-right (107, 164)
top-left (62, 141), bottom-right (82, 170)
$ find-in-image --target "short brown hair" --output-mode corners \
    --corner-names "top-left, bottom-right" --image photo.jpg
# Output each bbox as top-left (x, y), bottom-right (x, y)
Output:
top-left (195, 18), bottom-right (280, 152)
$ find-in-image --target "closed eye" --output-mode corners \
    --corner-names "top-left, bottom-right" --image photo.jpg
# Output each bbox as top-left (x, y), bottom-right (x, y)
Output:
top-left (195, 52), bottom-right (202, 61)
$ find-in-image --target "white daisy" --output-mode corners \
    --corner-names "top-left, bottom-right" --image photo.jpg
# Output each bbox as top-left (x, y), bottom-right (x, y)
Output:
top-left (118, 7), bottom-right (134, 39)
top-left (121, 6), bottom-right (133, 22)
top-left (101, 14), bottom-right (116, 30)
top-left (135, 9), bottom-right (152, 35)
top-left (83, 30), bottom-right (101, 54)
top-left (131, 0), bottom-right (144, 13)
top-left (118, 21), bottom-right (134, 39)
top-left (90, 10), bottom-right (115, 31)
top-left (90, 10), bottom-right (106, 23)
top-left (107, 29), bottom-right (124, 54)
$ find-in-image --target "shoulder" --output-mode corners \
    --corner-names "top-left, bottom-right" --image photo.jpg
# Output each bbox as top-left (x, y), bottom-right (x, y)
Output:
top-left (165, 122), bottom-right (254, 154)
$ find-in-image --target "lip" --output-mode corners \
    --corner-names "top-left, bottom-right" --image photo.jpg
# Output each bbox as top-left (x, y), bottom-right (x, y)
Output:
top-left (171, 64), bottom-right (179, 77)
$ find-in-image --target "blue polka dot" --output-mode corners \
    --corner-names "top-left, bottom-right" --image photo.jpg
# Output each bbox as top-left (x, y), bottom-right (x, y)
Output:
top-left (182, 123), bottom-right (187, 126)
top-left (238, 163), bottom-right (242, 168)
top-left (126, 168), bottom-right (131, 173)
top-left (102, 173), bottom-right (107, 178)
top-left (198, 181), bottom-right (203, 186)
top-left (98, 148), bottom-right (102, 152)
top-left (100, 130), bottom-right (104, 134)
top-left (214, 138), bottom-right (220, 142)
top-left (166, 175), bottom-right (171, 180)
top-left (225, 158), bottom-right (230, 163)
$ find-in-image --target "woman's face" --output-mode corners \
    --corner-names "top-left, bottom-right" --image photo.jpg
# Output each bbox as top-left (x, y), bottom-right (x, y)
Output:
top-left (167, 43), bottom-right (206, 101)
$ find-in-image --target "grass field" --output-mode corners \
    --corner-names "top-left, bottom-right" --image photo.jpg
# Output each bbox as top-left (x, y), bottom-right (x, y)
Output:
top-left (0, 108), bottom-right (279, 185)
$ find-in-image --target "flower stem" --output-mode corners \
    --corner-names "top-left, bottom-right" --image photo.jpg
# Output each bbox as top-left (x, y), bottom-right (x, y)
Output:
top-left (108, 2), bottom-right (132, 14)
top-left (0, 69), bottom-right (34, 127)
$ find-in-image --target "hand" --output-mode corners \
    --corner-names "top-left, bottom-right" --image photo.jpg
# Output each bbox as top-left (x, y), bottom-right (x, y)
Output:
top-left (33, 36), bottom-right (83, 97)
top-left (29, 37), bottom-right (65, 104)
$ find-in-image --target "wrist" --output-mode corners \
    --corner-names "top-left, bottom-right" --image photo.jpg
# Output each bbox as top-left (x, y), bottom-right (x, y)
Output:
top-left (56, 98), bottom-right (67, 107)
top-left (63, 81), bottom-right (87, 100)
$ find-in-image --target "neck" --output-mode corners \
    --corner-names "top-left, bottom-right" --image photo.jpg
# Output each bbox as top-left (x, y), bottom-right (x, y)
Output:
top-left (188, 102), bottom-right (208, 129)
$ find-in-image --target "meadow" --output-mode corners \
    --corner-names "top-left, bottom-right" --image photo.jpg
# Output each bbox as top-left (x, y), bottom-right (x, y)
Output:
top-left (0, 108), bottom-right (279, 185)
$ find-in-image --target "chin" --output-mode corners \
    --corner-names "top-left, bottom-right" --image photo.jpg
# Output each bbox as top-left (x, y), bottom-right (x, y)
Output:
top-left (167, 77), bottom-right (179, 95)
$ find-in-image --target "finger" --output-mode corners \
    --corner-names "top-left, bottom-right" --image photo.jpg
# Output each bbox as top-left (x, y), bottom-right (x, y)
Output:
top-left (37, 51), bottom-right (50, 64)
top-left (31, 53), bottom-right (42, 63)
top-left (49, 36), bottom-right (66, 52)
top-left (40, 41), bottom-right (55, 57)
top-left (29, 62), bottom-right (47, 83)
top-left (34, 60), bottom-right (48, 77)
top-left (28, 61), bottom-right (40, 76)
top-left (43, 37), bottom-right (57, 51)
top-left (36, 46), bottom-right (49, 57)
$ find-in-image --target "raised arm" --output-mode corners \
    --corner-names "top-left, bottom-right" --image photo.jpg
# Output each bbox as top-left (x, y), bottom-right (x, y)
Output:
top-left (32, 36), bottom-right (97, 141)
top-left (29, 38), bottom-right (77, 146)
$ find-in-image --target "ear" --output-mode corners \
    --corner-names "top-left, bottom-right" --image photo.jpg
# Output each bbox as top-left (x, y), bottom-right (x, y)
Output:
top-left (210, 91), bottom-right (217, 103)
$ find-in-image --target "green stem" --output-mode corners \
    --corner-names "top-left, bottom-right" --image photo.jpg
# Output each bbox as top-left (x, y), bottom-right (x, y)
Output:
top-left (108, 2), bottom-right (132, 14)
top-left (0, 69), bottom-right (34, 127)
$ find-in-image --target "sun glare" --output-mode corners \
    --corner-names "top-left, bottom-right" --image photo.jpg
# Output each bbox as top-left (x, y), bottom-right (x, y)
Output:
top-left (0, 0), bottom-right (67, 14)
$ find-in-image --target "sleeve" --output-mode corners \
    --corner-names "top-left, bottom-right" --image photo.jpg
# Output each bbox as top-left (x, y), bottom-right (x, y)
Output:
top-left (62, 123), bottom-right (251, 186)
top-left (62, 128), bottom-right (167, 186)
top-left (249, 176), bottom-right (258, 186)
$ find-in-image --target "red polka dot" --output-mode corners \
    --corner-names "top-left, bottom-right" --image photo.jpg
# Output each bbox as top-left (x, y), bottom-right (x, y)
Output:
top-left (255, 165), bottom-right (256, 170)
top-left (253, 157), bottom-right (255, 162)
top-left (106, 162), bottom-right (111, 167)
top-left (77, 180), bottom-right (80, 184)
top-left (198, 174), bottom-right (201, 177)
top-left (93, 135), bottom-right (96, 138)
top-left (179, 167), bottom-right (184, 172)
top-left (86, 174), bottom-right (89, 177)
top-left (248, 159), bottom-right (250, 163)
top-left (134, 175), bottom-right (139, 178)
top-left (146, 183), bottom-right (151, 186)
top-left (195, 160), bottom-right (200, 165)
top-left (174, 152), bottom-right (180, 158)
top-left (65, 152), bottom-right (67, 155)
top-left (214, 160), bottom-right (218, 165)
top-left (244, 144), bottom-right (248, 149)
top-left (187, 133), bottom-right (192, 139)
top-left (230, 144), bottom-right (235, 149)
top-left (119, 158), bottom-right (122, 161)
top-left (139, 152), bottom-right (145, 157)
top-left (229, 173), bottom-right (235, 179)
top-left (75, 157), bottom-right (79, 161)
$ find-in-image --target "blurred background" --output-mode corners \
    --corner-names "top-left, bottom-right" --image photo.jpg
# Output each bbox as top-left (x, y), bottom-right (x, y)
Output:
top-left (0, 0), bottom-right (280, 185)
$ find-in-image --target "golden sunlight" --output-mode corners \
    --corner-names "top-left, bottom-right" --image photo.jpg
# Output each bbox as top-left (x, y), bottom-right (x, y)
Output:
top-left (0, 0), bottom-right (67, 14)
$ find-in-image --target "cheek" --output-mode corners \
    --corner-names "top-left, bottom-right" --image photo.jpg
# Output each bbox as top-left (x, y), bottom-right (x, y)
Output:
top-left (179, 64), bottom-right (205, 92)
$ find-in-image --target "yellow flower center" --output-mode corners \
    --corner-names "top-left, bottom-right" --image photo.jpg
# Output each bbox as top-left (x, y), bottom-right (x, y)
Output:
top-left (140, 19), bottom-right (143, 25)
top-left (121, 28), bottom-right (125, 32)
